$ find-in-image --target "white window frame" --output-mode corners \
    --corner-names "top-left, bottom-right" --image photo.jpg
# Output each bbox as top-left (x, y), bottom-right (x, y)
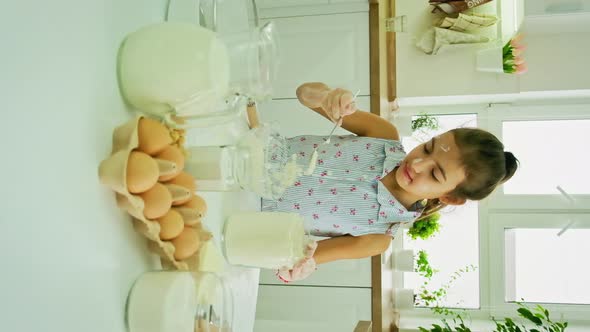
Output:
top-left (486, 103), bottom-right (590, 211)
top-left (488, 213), bottom-right (590, 321)
top-left (395, 101), bottom-right (590, 327)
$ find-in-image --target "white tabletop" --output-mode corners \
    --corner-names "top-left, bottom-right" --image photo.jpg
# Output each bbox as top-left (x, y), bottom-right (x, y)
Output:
top-left (0, 1), bottom-right (259, 331)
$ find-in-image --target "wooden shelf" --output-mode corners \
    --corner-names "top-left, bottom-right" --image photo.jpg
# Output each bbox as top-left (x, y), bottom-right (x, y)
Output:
top-left (369, 0), bottom-right (396, 117)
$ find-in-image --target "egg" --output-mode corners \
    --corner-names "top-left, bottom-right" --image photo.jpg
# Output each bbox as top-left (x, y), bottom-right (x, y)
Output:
top-left (155, 145), bottom-right (185, 181)
top-left (171, 227), bottom-right (202, 260)
top-left (172, 207), bottom-right (202, 226)
top-left (126, 151), bottom-right (159, 194)
top-left (156, 209), bottom-right (184, 240)
top-left (155, 158), bottom-right (177, 179)
top-left (165, 184), bottom-right (193, 206)
top-left (138, 182), bottom-right (172, 219)
top-left (137, 117), bottom-right (173, 155)
top-left (182, 195), bottom-right (207, 217)
top-left (165, 171), bottom-right (196, 192)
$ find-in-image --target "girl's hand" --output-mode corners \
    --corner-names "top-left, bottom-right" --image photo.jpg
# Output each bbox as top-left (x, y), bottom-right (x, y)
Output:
top-left (296, 82), bottom-right (330, 109)
top-left (276, 241), bottom-right (318, 283)
top-left (320, 88), bottom-right (357, 123)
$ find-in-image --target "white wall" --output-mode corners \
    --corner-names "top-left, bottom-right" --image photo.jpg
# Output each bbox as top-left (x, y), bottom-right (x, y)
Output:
top-left (395, 2), bottom-right (520, 98)
top-left (518, 13), bottom-right (590, 92)
top-left (395, 3), bottom-right (590, 99)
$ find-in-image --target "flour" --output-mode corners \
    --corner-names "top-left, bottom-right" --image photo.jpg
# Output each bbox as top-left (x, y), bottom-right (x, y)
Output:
top-left (304, 150), bottom-right (319, 176)
top-left (237, 126), bottom-right (303, 199)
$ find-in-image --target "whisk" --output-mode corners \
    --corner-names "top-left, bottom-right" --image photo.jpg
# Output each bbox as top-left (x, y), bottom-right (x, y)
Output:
top-left (304, 89), bottom-right (360, 175)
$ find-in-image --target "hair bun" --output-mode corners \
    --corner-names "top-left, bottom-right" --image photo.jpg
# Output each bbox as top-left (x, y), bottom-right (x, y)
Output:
top-left (502, 151), bottom-right (519, 183)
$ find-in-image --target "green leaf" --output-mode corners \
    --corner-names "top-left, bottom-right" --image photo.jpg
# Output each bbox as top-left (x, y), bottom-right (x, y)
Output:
top-left (505, 318), bottom-right (515, 327)
top-left (518, 308), bottom-right (543, 325)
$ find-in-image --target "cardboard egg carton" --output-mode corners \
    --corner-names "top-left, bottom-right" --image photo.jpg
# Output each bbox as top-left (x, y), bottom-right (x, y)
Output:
top-left (99, 115), bottom-right (211, 270)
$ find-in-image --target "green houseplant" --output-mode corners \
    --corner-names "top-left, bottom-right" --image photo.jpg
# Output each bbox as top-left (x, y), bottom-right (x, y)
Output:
top-left (418, 303), bottom-right (568, 332)
top-left (412, 113), bottom-right (440, 132)
top-left (414, 264), bottom-right (477, 316)
top-left (408, 212), bottom-right (441, 240)
top-left (415, 250), bottom-right (437, 279)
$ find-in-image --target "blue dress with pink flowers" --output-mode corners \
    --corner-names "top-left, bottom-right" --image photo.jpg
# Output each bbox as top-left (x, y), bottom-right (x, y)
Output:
top-left (261, 135), bottom-right (424, 238)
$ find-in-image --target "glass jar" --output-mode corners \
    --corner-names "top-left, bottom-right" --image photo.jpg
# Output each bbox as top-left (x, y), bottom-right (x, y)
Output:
top-left (185, 145), bottom-right (241, 192)
top-left (185, 124), bottom-right (303, 199)
top-left (126, 271), bottom-right (233, 332)
top-left (221, 212), bottom-right (307, 270)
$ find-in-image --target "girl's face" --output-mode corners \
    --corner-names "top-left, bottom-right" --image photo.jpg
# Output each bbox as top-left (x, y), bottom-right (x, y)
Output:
top-left (395, 131), bottom-right (466, 201)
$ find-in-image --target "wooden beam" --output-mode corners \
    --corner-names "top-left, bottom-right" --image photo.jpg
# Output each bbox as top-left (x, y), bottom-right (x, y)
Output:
top-left (369, 1), bottom-right (380, 116)
top-left (369, 0), bottom-right (398, 329)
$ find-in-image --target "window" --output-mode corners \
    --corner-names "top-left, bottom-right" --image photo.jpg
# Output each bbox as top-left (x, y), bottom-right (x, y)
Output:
top-left (401, 113), bottom-right (480, 309)
top-left (505, 228), bottom-right (590, 305)
top-left (502, 119), bottom-right (590, 195)
top-left (486, 103), bottom-right (590, 321)
top-left (395, 102), bottom-right (590, 325)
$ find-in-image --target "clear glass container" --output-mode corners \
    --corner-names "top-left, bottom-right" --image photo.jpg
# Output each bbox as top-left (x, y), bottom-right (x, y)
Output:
top-left (185, 145), bottom-right (241, 192)
top-left (126, 271), bottom-right (233, 332)
top-left (192, 272), bottom-right (234, 332)
top-left (221, 212), bottom-right (307, 270)
top-left (173, 94), bottom-right (246, 129)
top-left (185, 124), bottom-right (302, 199)
top-left (218, 22), bottom-right (279, 101)
top-left (204, 0), bottom-right (260, 33)
top-left (166, 0), bottom-right (259, 33)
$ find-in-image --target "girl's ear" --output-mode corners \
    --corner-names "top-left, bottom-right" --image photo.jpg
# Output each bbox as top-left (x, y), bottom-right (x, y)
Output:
top-left (439, 195), bottom-right (466, 206)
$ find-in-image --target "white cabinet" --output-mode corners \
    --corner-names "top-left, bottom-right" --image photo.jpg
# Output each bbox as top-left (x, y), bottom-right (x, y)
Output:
top-left (259, 257), bottom-right (371, 287)
top-left (261, 13), bottom-right (370, 98)
top-left (254, 7), bottom-right (374, 329)
top-left (257, 1), bottom-right (369, 18)
top-left (257, 97), bottom-right (371, 138)
top-left (256, 0), bottom-right (328, 8)
top-left (254, 285), bottom-right (372, 332)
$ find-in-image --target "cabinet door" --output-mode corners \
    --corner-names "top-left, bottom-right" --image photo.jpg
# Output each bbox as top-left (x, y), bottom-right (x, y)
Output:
top-left (257, 97), bottom-right (371, 138)
top-left (256, 1), bottom-right (369, 18)
top-left (256, 0), bottom-right (328, 8)
top-left (255, 285), bottom-right (372, 332)
top-left (261, 13), bottom-right (370, 99)
top-left (259, 256), bottom-right (371, 287)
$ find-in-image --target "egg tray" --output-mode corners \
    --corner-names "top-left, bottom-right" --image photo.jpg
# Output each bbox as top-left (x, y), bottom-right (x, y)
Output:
top-left (99, 115), bottom-right (212, 270)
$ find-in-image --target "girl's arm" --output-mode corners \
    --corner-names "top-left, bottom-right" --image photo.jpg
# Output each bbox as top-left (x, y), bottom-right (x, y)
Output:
top-left (296, 82), bottom-right (400, 141)
top-left (313, 234), bottom-right (392, 264)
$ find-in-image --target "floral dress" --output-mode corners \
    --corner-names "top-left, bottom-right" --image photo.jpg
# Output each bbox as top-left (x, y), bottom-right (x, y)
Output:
top-left (261, 135), bottom-right (424, 238)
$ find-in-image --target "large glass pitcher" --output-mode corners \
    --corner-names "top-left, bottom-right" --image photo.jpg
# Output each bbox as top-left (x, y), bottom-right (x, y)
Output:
top-left (219, 21), bottom-right (279, 101)
top-left (117, 21), bottom-right (278, 127)
top-left (117, 22), bottom-right (230, 118)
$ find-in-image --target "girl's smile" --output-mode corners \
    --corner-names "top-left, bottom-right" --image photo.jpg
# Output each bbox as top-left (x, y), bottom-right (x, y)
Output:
top-left (402, 162), bottom-right (414, 184)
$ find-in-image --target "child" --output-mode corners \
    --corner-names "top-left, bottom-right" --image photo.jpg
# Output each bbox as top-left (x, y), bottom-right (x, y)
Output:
top-left (262, 82), bottom-right (518, 282)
